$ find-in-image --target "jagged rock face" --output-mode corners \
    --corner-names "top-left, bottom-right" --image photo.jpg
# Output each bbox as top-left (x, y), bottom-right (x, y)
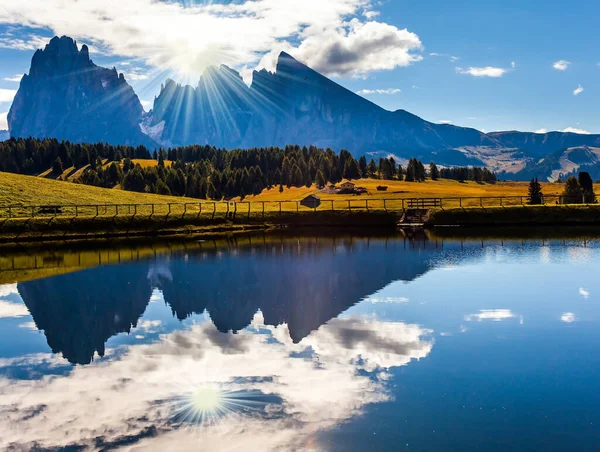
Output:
top-left (0, 130), bottom-right (8, 141)
top-left (150, 52), bottom-right (496, 162)
top-left (8, 36), bottom-right (151, 147)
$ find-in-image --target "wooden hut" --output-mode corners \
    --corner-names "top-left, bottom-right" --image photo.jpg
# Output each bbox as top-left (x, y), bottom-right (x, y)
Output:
top-left (301, 194), bottom-right (321, 209)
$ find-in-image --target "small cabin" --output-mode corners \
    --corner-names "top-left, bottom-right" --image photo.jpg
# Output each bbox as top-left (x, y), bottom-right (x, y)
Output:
top-left (301, 194), bottom-right (321, 209)
top-left (340, 181), bottom-right (356, 191)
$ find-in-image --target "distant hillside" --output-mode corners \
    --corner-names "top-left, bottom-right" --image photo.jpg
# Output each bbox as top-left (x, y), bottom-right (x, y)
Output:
top-left (504, 146), bottom-right (600, 181)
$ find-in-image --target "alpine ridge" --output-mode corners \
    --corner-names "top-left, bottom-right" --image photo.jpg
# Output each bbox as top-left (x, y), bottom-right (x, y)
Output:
top-left (8, 36), bottom-right (600, 179)
top-left (8, 36), bottom-right (154, 147)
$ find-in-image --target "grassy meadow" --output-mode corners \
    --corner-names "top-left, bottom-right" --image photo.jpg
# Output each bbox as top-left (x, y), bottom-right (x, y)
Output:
top-left (1, 171), bottom-right (598, 215)
top-left (0, 171), bottom-right (188, 206)
top-left (236, 178), bottom-right (572, 202)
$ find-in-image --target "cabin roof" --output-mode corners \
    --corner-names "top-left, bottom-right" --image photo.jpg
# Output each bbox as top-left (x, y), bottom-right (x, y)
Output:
top-left (303, 194), bottom-right (321, 200)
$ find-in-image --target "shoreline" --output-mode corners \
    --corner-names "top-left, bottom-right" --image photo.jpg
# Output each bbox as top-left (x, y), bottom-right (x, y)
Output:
top-left (1, 205), bottom-right (600, 244)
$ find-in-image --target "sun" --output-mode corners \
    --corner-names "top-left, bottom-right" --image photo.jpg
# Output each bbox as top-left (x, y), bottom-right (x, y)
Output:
top-left (190, 386), bottom-right (224, 413)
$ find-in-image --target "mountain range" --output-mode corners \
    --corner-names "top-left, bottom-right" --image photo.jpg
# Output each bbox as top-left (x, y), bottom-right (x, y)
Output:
top-left (7, 36), bottom-right (600, 180)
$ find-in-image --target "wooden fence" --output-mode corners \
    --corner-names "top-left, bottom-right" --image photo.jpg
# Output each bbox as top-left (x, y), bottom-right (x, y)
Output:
top-left (0, 195), bottom-right (596, 220)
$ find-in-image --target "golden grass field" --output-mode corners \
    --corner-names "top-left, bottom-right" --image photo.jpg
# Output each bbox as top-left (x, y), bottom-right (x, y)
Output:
top-left (0, 171), bottom-right (188, 206)
top-left (2, 171), bottom-right (598, 215)
top-left (238, 178), bottom-right (570, 202)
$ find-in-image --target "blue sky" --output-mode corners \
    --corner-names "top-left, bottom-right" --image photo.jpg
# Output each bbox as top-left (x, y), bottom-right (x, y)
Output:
top-left (0, 0), bottom-right (598, 134)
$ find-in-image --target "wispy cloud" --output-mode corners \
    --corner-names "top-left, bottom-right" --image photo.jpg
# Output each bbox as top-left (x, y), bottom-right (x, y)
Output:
top-left (356, 88), bottom-right (401, 95)
top-left (535, 128), bottom-right (548, 134)
top-left (0, 112), bottom-right (7, 130)
top-left (580, 287), bottom-right (590, 299)
top-left (430, 52), bottom-right (460, 62)
top-left (3, 74), bottom-right (22, 82)
top-left (437, 120), bottom-right (453, 124)
top-left (553, 60), bottom-right (570, 71)
top-left (465, 309), bottom-right (517, 322)
top-left (456, 66), bottom-right (509, 78)
top-left (573, 84), bottom-right (584, 96)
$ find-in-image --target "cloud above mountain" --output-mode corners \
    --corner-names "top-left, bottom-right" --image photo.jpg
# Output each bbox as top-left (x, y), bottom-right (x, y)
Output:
top-left (0, 0), bottom-right (423, 79)
top-left (456, 66), bottom-right (509, 78)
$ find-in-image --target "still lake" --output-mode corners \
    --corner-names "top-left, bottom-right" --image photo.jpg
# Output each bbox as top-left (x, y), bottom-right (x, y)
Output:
top-left (1, 232), bottom-right (600, 451)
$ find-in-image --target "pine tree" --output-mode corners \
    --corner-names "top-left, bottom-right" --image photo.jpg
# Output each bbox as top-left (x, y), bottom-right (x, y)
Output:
top-left (527, 177), bottom-right (543, 205)
top-left (156, 179), bottom-right (171, 196)
top-left (316, 170), bottom-right (326, 188)
top-left (562, 176), bottom-right (583, 204)
top-left (344, 158), bottom-right (360, 180)
top-left (397, 165), bottom-right (404, 181)
top-left (53, 156), bottom-right (63, 175)
top-left (578, 172), bottom-right (596, 203)
top-left (429, 162), bottom-right (440, 181)
top-left (358, 156), bottom-right (367, 178)
top-left (367, 158), bottom-right (378, 178)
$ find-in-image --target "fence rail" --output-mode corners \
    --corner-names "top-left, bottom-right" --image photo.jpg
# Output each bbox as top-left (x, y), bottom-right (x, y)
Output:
top-left (0, 195), bottom-right (596, 220)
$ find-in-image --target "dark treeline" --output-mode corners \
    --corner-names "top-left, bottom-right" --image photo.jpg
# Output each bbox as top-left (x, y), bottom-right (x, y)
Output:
top-left (0, 138), bottom-right (497, 200)
top-left (439, 166), bottom-right (497, 183)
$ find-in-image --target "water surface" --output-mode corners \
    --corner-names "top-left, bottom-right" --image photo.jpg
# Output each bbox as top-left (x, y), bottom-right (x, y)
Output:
top-left (1, 233), bottom-right (599, 451)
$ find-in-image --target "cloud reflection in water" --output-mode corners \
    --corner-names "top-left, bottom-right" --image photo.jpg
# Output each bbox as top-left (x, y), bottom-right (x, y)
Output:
top-left (0, 312), bottom-right (433, 451)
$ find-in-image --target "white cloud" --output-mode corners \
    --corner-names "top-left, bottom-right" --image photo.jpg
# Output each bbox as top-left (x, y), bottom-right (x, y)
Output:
top-left (534, 127), bottom-right (591, 135)
top-left (456, 66), bottom-right (508, 78)
top-left (563, 127), bottom-right (590, 135)
top-left (0, 33), bottom-right (50, 51)
top-left (573, 84), bottom-right (584, 96)
top-left (430, 52), bottom-right (460, 62)
top-left (0, 112), bottom-right (7, 130)
top-left (363, 296), bottom-right (409, 303)
top-left (465, 309), bottom-right (516, 322)
top-left (3, 74), bottom-right (22, 82)
top-left (356, 88), bottom-right (401, 95)
top-left (0, 0), bottom-right (423, 79)
top-left (0, 300), bottom-right (29, 318)
top-left (437, 120), bottom-right (453, 125)
top-left (579, 287), bottom-right (590, 299)
top-left (0, 283), bottom-right (18, 298)
top-left (0, 313), bottom-right (433, 450)
top-left (561, 312), bottom-right (577, 323)
top-left (511, 61), bottom-right (516, 69)
top-left (257, 19), bottom-right (423, 78)
top-left (140, 100), bottom-right (153, 111)
top-left (0, 88), bottom-right (16, 102)
top-left (553, 60), bottom-right (570, 71)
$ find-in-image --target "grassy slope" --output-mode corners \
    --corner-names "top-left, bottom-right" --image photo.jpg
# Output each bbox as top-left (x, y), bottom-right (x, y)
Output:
top-left (0, 171), bottom-right (188, 205)
top-left (236, 179), bottom-right (579, 202)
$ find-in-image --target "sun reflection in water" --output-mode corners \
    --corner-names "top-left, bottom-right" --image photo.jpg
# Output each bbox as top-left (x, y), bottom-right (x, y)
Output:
top-left (170, 381), bottom-right (275, 428)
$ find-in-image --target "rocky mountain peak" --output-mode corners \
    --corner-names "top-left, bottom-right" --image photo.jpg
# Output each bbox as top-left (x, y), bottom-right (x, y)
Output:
top-left (8, 36), bottom-right (154, 147)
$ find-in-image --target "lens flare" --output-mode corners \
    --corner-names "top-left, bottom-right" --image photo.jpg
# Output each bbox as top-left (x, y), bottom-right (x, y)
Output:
top-left (169, 381), bottom-right (277, 428)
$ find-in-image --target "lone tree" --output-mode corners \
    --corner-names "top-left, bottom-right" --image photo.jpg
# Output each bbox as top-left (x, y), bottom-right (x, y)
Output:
top-left (562, 176), bottom-right (583, 204)
top-left (429, 162), bottom-right (440, 181)
top-left (527, 177), bottom-right (543, 205)
top-left (53, 157), bottom-right (64, 175)
top-left (578, 172), bottom-right (596, 203)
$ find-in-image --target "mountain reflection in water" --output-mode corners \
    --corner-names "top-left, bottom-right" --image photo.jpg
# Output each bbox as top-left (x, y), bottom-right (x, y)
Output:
top-left (17, 235), bottom-right (444, 365)
top-left (2, 232), bottom-right (600, 451)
